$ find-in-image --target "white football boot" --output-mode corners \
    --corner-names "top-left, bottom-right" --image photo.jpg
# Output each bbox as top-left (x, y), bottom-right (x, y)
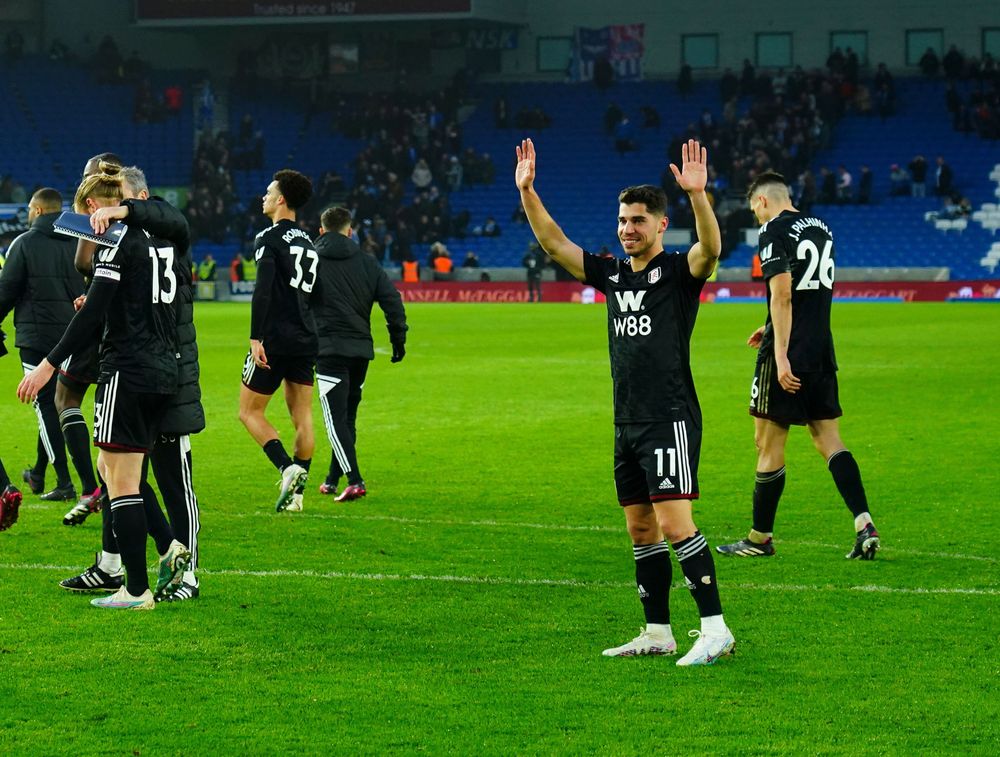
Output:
top-left (676, 628), bottom-right (736, 666)
top-left (602, 628), bottom-right (677, 657)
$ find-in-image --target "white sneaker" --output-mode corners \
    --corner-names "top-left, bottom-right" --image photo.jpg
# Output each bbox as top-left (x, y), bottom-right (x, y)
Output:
top-left (676, 628), bottom-right (735, 666)
top-left (286, 492), bottom-right (303, 512)
top-left (602, 628), bottom-right (677, 657)
top-left (275, 464), bottom-right (308, 512)
top-left (90, 587), bottom-right (155, 610)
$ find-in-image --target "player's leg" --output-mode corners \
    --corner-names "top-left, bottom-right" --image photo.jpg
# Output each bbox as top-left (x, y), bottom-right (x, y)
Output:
top-left (21, 351), bottom-right (74, 499)
top-left (280, 378), bottom-right (314, 511)
top-left (59, 470), bottom-right (122, 592)
top-left (602, 426), bottom-right (676, 658)
top-left (149, 434), bottom-right (201, 600)
top-left (55, 373), bottom-right (102, 525)
top-left (807, 418), bottom-right (880, 559)
top-left (335, 358), bottom-right (368, 501)
top-left (0, 455), bottom-right (23, 532)
top-left (95, 449), bottom-right (154, 607)
top-left (23, 434), bottom-right (46, 494)
top-left (317, 361), bottom-right (356, 495)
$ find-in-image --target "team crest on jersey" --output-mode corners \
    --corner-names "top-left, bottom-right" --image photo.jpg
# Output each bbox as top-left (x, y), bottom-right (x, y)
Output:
top-left (647, 267), bottom-right (661, 284)
top-left (608, 273), bottom-right (619, 283)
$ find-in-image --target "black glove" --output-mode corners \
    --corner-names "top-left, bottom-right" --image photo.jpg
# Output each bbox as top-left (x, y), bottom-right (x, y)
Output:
top-left (0, 329), bottom-right (7, 358)
top-left (390, 338), bottom-right (405, 363)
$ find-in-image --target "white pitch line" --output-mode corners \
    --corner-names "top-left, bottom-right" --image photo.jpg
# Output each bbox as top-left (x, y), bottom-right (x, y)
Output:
top-left (1, 563), bottom-right (998, 596)
top-left (14, 504), bottom-right (997, 563)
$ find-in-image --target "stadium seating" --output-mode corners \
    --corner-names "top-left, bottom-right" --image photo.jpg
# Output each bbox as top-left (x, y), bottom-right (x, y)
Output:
top-left (2, 54), bottom-right (996, 279)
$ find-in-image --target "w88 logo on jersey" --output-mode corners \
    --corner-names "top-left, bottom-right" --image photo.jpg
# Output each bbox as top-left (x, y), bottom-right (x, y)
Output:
top-left (613, 314), bottom-right (652, 336)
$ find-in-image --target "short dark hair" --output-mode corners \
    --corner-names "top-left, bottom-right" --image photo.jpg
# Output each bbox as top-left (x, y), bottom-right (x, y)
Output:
top-left (30, 187), bottom-right (62, 212)
top-left (746, 171), bottom-right (789, 201)
top-left (321, 206), bottom-right (352, 233)
top-left (274, 169), bottom-right (313, 211)
top-left (83, 152), bottom-right (124, 178)
top-left (618, 184), bottom-right (667, 216)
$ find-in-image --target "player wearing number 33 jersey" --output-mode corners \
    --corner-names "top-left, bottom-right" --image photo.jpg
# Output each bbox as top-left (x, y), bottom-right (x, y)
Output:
top-left (239, 170), bottom-right (318, 514)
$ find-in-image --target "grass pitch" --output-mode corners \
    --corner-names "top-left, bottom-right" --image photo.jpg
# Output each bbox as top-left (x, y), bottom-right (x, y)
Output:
top-left (0, 301), bottom-right (998, 755)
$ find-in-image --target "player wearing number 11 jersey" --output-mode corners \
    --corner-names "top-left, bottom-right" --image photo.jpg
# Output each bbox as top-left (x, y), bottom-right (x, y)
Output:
top-left (717, 172), bottom-right (881, 561)
top-left (516, 137), bottom-right (735, 666)
top-left (238, 170), bottom-right (318, 512)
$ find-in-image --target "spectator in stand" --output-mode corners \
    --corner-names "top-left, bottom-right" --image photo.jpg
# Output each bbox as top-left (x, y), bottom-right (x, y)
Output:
top-left (857, 165), bottom-right (873, 204)
top-left (677, 64), bottom-right (694, 98)
top-left (889, 164), bottom-right (910, 196)
top-left (934, 156), bottom-right (954, 196)
top-left (593, 56), bottom-right (614, 89)
top-left (720, 68), bottom-right (739, 103)
top-left (909, 155), bottom-right (928, 197)
top-left (511, 202), bottom-right (528, 224)
top-left (95, 35), bottom-right (122, 83)
top-left (740, 59), bottom-right (755, 96)
top-left (836, 165), bottom-right (853, 202)
top-left (197, 253), bottom-right (217, 282)
top-left (796, 169), bottom-right (817, 212)
top-left (943, 45), bottom-right (965, 80)
top-left (444, 156), bottom-right (463, 192)
top-left (641, 105), bottom-right (661, 129)
top-left (480, 216), bottom-right (501, 237)
top-left (494, 95), bottom-right (509, 128)
top-left (919, 47), bottom-right (940, 77)
top-left (229, 254), bottom-right (244, 282)
top-left (163, 83), bottom-right (183, 115)
top-left (604, 103), bottom-right (624, 134)
top-left (462, 251), bottom-right (480, 268)
top-left (819, 167), bottom-right (837, 204)
top-left (123, 50), bottom-right (146, 83)
top-left (411, 158), bottom-right (433, 189)
top-left (614, 116), bottom-right (637, 156)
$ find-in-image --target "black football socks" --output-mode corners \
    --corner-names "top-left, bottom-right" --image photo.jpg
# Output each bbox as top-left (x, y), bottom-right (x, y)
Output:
top-left (751, 467), bottom-right (786, 537)
top-left (60, 407), bottom-right (98, 492)
top-left (263, 439), bottom-right (293, 471)
top-left (828, 450), bottom-right (870, 519)
top-left (109, 495), bottom-right (150, 595)
top-left (633, 542), bottom-right (671, 625)
top-left (672, 531), bottom-right (723, 618)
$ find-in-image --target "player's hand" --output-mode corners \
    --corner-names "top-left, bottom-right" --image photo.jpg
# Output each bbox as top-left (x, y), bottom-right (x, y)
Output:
top-left (390, 339), bottom-right (406, 363)
top-left (515, 138), bottom-right (536, 192)
top-left (775, 355), bottom-right (801, 394)
top-left (747, 326), bottom-right (765, 349)
top-left (250, 339), bottom-right (269, 370)
top-left (90, 205), bottom-right (129, 235)
top-left (669, 139), bottom-right (708, 194)
top-left (17, 360), bottom-right (56, 404)
top-left (73, 295), bottom-right (87, 311)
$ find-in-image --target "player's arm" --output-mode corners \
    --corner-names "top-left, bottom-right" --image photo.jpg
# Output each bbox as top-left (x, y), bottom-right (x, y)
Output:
top-left (768, 272), bottom-right (801, 394)
top-left (373, 266), bottom-right (408, 362)
top-left (17, 270), bottom-right (116, 402)
top-left (248, 245), bottom-right (275, 368)
top-left (669, 139), bottom-right (721, 280)
top-left (74, 239), bottom-right (98, 278)
top-left (114, 198), bottom-right (192, 253)
top-left (515, 138), bottom-right (585, 281)
top-left (0, 237), bottom-right (27, 324)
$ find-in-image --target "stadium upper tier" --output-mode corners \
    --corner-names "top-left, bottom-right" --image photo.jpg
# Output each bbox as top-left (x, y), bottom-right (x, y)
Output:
top-left (2, 55), bottom-right (996, 279)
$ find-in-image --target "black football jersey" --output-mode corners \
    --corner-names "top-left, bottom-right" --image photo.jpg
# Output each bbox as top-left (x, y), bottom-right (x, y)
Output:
top-left (583, 250), bottom-right (705, 423)
top-left (92, 228), bottom-right (179, 394)
top-left (757, 210), bottom-right (838, 372)
top-left (250, 219), bottom-right (318, 356)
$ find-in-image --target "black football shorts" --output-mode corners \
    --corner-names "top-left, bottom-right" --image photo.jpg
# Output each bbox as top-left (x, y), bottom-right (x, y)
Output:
top-left (242, 351), bottom-right (315, 396)
top-left (59, 343), bottom-right (99, 393)
top-left (93, 373), bottom-right (168, 453)
top-left (749, 352), bottom-right (843, 426)
top-left (614, 417), bottom-right (701, 506)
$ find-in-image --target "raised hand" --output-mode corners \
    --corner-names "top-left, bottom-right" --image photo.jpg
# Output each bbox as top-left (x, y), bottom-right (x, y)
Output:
top-left (514, 138), bottom-right (536, 191)
top-left (669, 138), bottom-right (709, 194)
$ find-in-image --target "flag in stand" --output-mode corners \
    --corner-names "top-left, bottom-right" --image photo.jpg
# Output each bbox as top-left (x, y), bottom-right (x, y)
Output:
top-left (573, 23), bottom-right (645, 82)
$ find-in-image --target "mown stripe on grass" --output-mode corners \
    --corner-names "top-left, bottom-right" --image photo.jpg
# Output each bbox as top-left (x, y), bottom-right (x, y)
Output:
top-left (2, 562), bottom-right (998, 595)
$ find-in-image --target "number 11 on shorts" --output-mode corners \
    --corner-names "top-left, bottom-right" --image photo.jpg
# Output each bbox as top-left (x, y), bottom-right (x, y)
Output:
top-left (654, 447), bottom-right (677, 478)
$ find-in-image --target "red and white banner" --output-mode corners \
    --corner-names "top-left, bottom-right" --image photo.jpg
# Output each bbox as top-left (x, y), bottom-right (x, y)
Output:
top-left (393, 280), bottom-right (1000, 304)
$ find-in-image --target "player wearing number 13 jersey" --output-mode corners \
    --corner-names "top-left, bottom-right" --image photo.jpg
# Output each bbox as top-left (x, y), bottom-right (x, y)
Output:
top-left (516, 137), bottom-right (735, 666)
top-left (717, 172), bottom-right (881, 562)
top-left (238, 170), bottom-right (318, 513)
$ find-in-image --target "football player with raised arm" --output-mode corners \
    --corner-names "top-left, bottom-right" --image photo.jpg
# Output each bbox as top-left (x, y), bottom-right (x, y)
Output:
top-left (515, 138), bottom-right (735, 666)
top-left (716, 172), bottom-right (880, 560)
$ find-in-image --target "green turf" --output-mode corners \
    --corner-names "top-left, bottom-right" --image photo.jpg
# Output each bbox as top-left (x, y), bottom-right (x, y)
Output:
top-left (0, 301), bottom-right (997, 755)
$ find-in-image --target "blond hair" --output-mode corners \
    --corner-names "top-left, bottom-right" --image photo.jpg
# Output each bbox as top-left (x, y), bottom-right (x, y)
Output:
top-left (74, 160), bottom-right (124, 213)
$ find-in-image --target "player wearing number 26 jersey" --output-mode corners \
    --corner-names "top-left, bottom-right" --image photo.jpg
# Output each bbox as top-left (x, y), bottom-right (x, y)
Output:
top-left (717, 171), bottom-right (880, 563)
top-left (239, 170), bottom-right (318, 513)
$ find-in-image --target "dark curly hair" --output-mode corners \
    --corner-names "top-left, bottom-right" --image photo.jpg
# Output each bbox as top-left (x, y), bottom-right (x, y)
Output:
top-left (274, 169), bottom-right (313, 211)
